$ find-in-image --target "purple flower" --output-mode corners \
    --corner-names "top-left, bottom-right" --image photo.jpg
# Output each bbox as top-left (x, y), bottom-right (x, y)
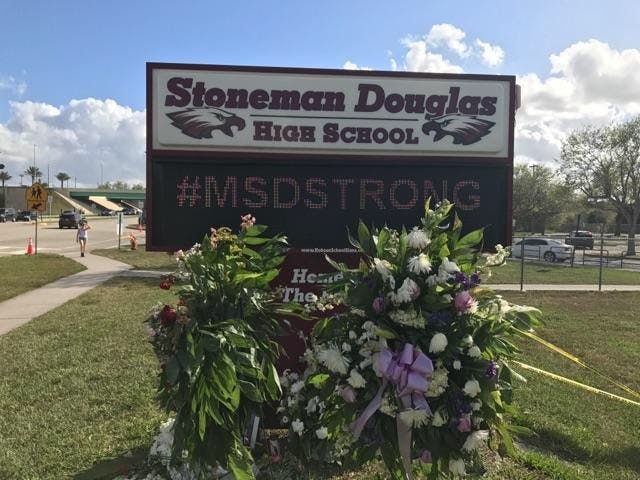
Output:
top-left (458, 402), bottom-right (473, 415)
top-left (372, 296), bottom-right (386, 314)
top-left (470, 273), bottom-right (481, 286)
top-left (428, 310), bottom-right (454, 327)
top-left (454, 271), bottom-right (471, 289)
top-left (485, 361), bottom-right (498, 378)
top-left (419, 450), bottom-right (433, 464)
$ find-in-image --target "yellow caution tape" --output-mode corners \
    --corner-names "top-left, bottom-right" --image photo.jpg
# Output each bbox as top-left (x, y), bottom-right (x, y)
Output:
top-left (512, 361), bottom-right (640, 408)
top-left (514, 328), bottom-right (640, 401)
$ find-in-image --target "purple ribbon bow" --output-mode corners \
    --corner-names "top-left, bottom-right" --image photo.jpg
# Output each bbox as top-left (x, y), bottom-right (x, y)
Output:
top-left (351, 344), bottom-right (433, 479)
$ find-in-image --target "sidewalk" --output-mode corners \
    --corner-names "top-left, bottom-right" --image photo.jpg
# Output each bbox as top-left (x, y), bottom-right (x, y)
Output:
top-left (0, 252), bottom-right (133, 336)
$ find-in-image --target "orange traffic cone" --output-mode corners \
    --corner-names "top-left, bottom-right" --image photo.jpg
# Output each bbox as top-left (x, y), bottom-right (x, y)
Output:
top-left (26, 237), bottom-right (34, 255)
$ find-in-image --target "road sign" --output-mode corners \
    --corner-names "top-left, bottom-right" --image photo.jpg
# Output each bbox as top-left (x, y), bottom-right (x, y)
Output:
top-left (26, 183), bottom-right (48, 212)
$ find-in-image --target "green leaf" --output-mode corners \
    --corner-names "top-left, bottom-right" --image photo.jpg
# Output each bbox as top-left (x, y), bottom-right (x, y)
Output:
top-left (244, 224), bottom-right (268, 237)
top-left (228, 446), bottom-right (255, 480)
top-left (357, 220), bottom-right (375, 255)
top-left (238, 380), bottom-right (263, 402)
top-left (264, 362), bottom-right (282, 399)
top-left (307, 373), bottom-right (330, 389)
top-left (243, 236), bottom-right (269, 245)
top-left (166, 356), bottom-right (180, 385)
top-left (455, 228), bottom-right (484, 250)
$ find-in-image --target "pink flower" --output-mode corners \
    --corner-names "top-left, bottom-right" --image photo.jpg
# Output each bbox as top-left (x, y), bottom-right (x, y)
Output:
top-left (340, 386), bottom-right (357, 403)
top-left (454, 291), bottom-right (478, 314)
top-left (457, 416), bottom-right (472, 432)
top-left (372, 296), bottom-right (386, 313)
top-left (240, 214), bottom-right (256, 229)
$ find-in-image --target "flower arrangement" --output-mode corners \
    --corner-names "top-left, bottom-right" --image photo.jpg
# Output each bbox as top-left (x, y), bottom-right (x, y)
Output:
top-left (146, 215), bottom-right (304, 479)
top-left (275, 201), bottom-right (541, 479)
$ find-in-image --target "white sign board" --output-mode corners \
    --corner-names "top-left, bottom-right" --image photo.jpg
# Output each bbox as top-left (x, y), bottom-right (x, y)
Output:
top-left (150, 66), bottom-right (514, 157)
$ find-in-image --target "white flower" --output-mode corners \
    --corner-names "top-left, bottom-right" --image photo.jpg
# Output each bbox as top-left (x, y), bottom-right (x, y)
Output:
top-left (347, 369), bottom-right (367, 389)
top-left (425, 365), bottom-right (449, 397)
top-left (305, 396), bottom-right (319, 414)
top-left (431, 408), bottom-right (449, 427)
top-left (407, 227), bottom-right (430, 250)
top-left (391, 278), bottom-right (420, 305)
top-left (317, 344), bottom-right (350, 375)
top-left (315, 426), bottom-right (329, 439)
top-left (461, 334), bottom-right (474, 347)
top-left (485, 244), bottom-right (510, 266)
top-left (291, 419), bottom-right (304, 436)
top-left (287, 396), bottom-right (299, 407)
top-left (359, 357), bottom-right (373, 370)
top-left (349, 330), bottom-right (358, 340)
top-left (388, 308), bottom-right (425, 328)
top-left (373, 258), bottom-right (393, 279)
top-left (463, 379), bottom-right (482, 398)
top-left (449, 458), bottom-right (466, 476)
top-left (467, 345), bottom-right (482, 358)
top-left (462, 430), bottom-right (489, 452)
top-left (281, 416), bottom-right (289, 424)
top-left (290, 380), bottom-right (305, 395)
top-left (380, 395), bottom-right (398, 417)
top-left (342, 342), bottom-right (352, 352)
top-left (408, 253), bottom-right (432, 274)
top-left (399, 408), bottom-right (430, 427)
top-left (426, 274), bottom-right (440, 287)
top-left (453, 359), bottom-right (462, 370)
top-left (471, 400), bottom-right (483, 411)
top-left (441, 257), bottom-right (460, 274)
top-left (429, 333), bottom-right (448, 354)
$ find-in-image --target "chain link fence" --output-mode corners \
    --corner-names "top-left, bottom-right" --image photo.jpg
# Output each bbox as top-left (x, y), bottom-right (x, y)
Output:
top-left (509, 231), bottom-right (640, 290)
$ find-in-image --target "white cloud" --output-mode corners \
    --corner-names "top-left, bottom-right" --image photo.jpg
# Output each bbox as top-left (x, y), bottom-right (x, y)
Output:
top-left (475, 39), bottom-right (505, 67)
top-left (401, 38), bottom-right (464, 73)
top-left (426, 24), bottom-right (470, 58)
top-left (0, 98), bottom-right (145, 186)
top-left (342, 60), bottom-right (372, 71)
top-left (0, 75), bottom-right (27, 96)
top-left (515, 39), bottom-right (640, 167)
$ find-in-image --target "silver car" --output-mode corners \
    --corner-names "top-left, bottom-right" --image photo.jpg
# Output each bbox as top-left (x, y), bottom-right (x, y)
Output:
top-left (511, 238), bottom-right (574, 262)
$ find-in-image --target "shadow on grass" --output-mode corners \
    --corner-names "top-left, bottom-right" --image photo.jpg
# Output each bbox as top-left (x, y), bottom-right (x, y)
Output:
top-left (520, 425), bottom-right (640, 474)
top-left (72, 447), bottom-right (148, 480)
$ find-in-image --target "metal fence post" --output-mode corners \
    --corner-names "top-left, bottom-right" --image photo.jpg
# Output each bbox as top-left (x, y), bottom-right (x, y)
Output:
top-left (598, 224), bottom-right (605, 292)
top-left (520, 236), bottom-right (525, 292)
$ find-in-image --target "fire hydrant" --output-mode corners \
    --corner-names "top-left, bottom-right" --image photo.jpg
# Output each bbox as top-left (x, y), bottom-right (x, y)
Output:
top-left (129, 232), bottom-right (137, 250)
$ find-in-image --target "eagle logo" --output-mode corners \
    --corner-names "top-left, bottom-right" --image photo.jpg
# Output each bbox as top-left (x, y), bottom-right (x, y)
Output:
top-left (422, 114), bottom-right (495, 145)
top-left (166, 108), bottom-right (246, 139)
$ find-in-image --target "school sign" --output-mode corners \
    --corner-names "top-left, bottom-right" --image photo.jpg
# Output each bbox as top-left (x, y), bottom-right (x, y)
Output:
top-left (147, 63), bottom-right (517, 251)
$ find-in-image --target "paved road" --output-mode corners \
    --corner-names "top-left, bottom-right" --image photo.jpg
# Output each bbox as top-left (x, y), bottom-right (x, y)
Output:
top-left (0, 215), bottom-right (145, 255)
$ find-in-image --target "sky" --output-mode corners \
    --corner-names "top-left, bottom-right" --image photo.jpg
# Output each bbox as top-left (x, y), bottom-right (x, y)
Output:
top-left (2, 0), bottom-right (640, 187)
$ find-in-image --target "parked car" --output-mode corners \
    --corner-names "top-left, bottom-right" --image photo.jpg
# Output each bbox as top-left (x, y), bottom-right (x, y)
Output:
top-left (565, 230), bottom-right (595, 250)
top-left (122, 207), bottom-right (137, 215)
top-left (511, 238), bottom-right (574, 262)
top-left (100, 209), bottom-right (116, 216)
top-left (0, 207), bottom-right (16, 222)
top-left (59, 211), bottom-right (83, 229)
top-left (15, 210), bottom-right (37, 221)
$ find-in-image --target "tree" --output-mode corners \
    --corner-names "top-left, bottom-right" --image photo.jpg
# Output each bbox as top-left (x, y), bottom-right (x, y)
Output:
top-left (24, 166), bottom-right (43, 184)
top-left (0, 171), bottom-right (11, 187)
top-left (560, 117), bottom-right (640, 255)
top-left (55, 172), bottom-right (71, 188)
top-left (512, 164), bottom-right (570, 234)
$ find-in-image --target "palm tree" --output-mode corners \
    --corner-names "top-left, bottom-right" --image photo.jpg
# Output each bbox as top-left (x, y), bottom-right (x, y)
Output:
top-left (24, 166), bottom-right (43, 184)
top-left (55, 172), bottom-right (71, 188)
top-left (0, 171), bottom-right (11, 187)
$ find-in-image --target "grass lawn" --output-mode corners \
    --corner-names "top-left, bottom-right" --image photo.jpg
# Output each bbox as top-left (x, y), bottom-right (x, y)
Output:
top-left (0, 278), bottom-right (176, 479)
top-left (0, 281), bottom-right (637, 479)
top-left (0, 253), bottom-right (86, 302)
top-left (486, 259), bottom-right (640, 285)
top-left (91, 246), bottom-right (177, 271)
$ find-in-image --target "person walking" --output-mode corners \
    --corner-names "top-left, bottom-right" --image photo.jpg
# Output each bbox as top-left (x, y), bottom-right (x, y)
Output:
top-left (76, 219), bottom-right (91, 257)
